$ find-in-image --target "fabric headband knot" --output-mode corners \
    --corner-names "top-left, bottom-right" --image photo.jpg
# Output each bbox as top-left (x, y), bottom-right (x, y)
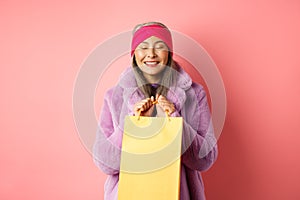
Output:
top-left (131, 24), bottom-right (173, 57)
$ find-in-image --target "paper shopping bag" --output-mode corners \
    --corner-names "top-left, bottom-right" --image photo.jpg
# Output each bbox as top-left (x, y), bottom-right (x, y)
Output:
top-left (118, 115), bottom-right (183, 200)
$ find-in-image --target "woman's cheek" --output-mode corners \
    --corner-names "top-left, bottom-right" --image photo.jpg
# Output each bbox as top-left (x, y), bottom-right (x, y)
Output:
top-left (158, 51), bottom-right (169, 65)
top-left (134, 51), bottom-right (145, 63)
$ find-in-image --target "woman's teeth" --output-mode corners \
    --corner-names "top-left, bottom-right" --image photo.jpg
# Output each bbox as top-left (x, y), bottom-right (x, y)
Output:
top-left (145, 61), bottom-right (159, 65)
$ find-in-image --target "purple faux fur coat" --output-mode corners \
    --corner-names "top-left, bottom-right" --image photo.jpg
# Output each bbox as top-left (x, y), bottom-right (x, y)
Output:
top-left (93, 66), bottom-right (218, 200)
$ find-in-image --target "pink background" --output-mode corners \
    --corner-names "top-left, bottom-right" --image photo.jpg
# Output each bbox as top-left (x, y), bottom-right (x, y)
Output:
top-left (1, 0), bottom-right (300, 199)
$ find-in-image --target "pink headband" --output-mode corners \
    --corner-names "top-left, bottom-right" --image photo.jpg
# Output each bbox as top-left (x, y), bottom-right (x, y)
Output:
top-left (131, 24), bottom-right (173, 56)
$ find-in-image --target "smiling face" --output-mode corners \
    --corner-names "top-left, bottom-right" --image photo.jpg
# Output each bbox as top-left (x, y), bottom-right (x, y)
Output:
top-left (134, 36), bottom-right (169, 83)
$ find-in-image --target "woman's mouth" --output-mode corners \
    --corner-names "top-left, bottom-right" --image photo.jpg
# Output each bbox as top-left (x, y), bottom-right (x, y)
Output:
top-left (144, 61), bottom-right (160, 67)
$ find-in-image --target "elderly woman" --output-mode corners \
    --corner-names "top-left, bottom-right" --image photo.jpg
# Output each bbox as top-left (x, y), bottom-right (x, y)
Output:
top-left (93, 22), bottom-right (218, 200)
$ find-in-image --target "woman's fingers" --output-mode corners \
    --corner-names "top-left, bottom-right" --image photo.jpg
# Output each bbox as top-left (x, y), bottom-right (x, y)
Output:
top-left (134, 97), bottom-right (155, 116)
top-left (161, 104), bottom-right (175, 114)
top-left (134, 96), bottom-right (175, 116)
top-left (155, 94), bottom-right (161, 101)
top-left (150, 96), bottom-right (155, 102)
top-left (142, 98), bottom-right (153, 109)
top-left (156, 95), bottom-right (175, 114)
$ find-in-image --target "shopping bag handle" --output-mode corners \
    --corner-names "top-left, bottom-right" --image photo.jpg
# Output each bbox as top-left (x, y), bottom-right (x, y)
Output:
top-left (137, 100), bottom-right (170, 121)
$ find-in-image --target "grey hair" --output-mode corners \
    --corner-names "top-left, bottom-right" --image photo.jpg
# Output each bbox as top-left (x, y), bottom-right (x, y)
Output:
top-left (132, 22), bottom-right (169, 35)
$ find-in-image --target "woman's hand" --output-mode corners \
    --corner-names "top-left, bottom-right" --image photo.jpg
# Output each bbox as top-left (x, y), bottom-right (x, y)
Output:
top-left (134, 96), bottom-right (155, 116)
top-left (156, 95), bottom-right (175, 116)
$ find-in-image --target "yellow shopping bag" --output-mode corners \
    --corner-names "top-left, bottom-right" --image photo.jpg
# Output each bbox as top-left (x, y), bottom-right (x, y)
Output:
top-left (118, 113), bottom-right (183, 200)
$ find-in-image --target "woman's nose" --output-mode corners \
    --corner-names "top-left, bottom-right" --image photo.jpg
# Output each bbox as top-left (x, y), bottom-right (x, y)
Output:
top-left (146, 48), bottom-right (157, 58)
